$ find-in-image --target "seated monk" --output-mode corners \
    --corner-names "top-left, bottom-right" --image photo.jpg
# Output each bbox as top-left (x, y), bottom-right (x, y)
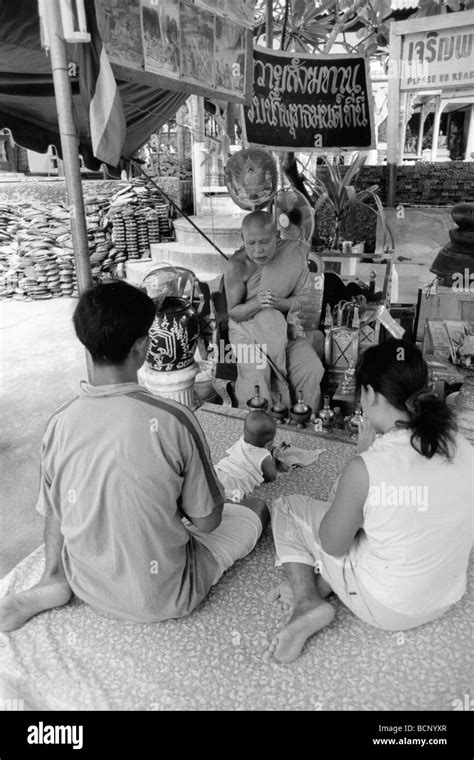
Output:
top-left (224, 210), bottom-right (324, 410)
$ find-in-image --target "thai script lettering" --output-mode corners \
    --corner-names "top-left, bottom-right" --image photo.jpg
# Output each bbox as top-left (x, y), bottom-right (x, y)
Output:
top-left (254, 56), bottom-right (363, 96)
top-left (407, 31), bottom-right (473, 64)
top-left (247, 91), bottom-right (368, 140)
top-left (245, 50), bottom-right (372, 147)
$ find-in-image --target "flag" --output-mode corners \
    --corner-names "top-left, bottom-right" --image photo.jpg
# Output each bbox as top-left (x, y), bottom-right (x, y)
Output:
top-left (77, 3), bottom-right (126, 167)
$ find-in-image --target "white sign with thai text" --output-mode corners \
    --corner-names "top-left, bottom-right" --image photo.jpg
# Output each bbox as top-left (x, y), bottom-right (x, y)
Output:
top-left (400, 24), bottom-right (474, 90)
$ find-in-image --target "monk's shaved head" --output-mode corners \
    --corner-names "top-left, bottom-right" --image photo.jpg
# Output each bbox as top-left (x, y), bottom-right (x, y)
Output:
top-left (241, 210), bottom-right (278, 266)
top-left (244, 410), bottom-right (276, 447)
top-left (242, 210), bottom-right (276, 236)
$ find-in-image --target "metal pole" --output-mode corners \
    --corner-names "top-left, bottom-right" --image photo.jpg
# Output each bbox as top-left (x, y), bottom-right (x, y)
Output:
top-left (189, 94), bottom-right (206, 216)
top-left (266, 0), bottom-right (273, 47)
top-left (266, 0), bottom-right (277, 225)
top-left (386, 23), bottom-right (401, 207)
top-left (42, 0), bottom-right (92, 297)
top-left (176, 105), bottom-right (186, 164)
top-left (398, 91), bottom-right (408, 165)
top-left (431, 96), bottom-right (443, 162)
top-left (280, 0), bottom-right (289, 51)
top-left (41, 0), bottom-right (93, 378)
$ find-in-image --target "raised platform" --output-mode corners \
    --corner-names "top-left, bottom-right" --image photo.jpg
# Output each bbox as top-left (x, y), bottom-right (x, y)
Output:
top-left (198, 189), bottom-right (241, 216)
top-left (150, 242), bottom-right (231, 276)
top-left (154, 212), bottom-right (244, 274)
top-left (173, 213), bottom-right (245, 248)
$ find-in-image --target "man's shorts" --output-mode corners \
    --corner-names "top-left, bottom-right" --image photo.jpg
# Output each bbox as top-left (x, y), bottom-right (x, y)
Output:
top-left (188, 503), bottom-right (263, 584)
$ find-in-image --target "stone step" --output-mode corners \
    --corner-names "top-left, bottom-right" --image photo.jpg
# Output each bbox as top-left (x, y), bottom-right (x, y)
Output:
top-left (173, 213), bottom-right (245, 248)
top-left (198, 194), bottom-right (241, 215)
top-left (197, 186), bottom-right (241, 216)
top-left (150, 241), bottom-right (233, 275)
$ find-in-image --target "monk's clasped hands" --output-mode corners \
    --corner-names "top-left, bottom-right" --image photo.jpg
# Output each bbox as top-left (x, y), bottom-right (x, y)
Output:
top-left (257, 289), bottom-right (276, 308)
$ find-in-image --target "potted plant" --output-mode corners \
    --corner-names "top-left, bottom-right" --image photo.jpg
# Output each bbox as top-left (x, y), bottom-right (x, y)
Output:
top-left (312, 153), bottom-right (394, 255)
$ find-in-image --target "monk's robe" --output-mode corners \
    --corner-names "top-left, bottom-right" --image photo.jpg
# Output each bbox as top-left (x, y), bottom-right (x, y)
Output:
top-left (228, 239), bottom-right (324, 410)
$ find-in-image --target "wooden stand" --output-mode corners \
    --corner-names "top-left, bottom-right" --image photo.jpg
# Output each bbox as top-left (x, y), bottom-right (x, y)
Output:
top-left (417, 286), bottom-right (474, 331)
top-left (447, 372), bottom-right (474, 444)
top-left (140, 362), bottom-right (199, 410)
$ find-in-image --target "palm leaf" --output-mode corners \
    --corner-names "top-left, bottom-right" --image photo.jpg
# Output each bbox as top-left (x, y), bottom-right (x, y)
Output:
top-left (317, 163), bottom-right (342, 212)
top-left (341, 152), bottom-right (365, 187)
top-left (292, 36), bottom-right (309, 52)
top-left (344, 184), bottom-right (358, 240)
top-left (344, 184), bottom-right (358, 211)
top-left (314, 192), bottom-right (331, 213)
top-left (358, 197), bottom-right (394, 251)
top-left (354, 184), bottom-right (380, 203)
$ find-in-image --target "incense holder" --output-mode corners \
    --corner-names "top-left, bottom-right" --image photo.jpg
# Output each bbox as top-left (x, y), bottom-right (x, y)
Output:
top-left (146, 296), bottom-right (199, 372)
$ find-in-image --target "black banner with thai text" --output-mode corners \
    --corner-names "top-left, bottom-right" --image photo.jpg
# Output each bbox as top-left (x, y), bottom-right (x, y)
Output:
top-left (243, 46), bottom-right (375, 151)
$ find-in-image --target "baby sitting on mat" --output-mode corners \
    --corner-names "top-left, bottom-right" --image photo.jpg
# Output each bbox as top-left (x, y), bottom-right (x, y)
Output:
top-left (215, 411), bottom-right (278, 503)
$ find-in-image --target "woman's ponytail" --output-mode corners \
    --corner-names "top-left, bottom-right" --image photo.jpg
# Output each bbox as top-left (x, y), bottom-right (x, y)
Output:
top-left (356, 340), bottom-right (458, 460)
top-left (405, 390), bottom-right (457, 459)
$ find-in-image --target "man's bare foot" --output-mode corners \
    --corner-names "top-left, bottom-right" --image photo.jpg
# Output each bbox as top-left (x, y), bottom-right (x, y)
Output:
top-left (0, 580), bottom-right (72, 632)
top-left (266, 599), bottom-right (335, 663)
top-left (266, 582), bottom-right (293, 611)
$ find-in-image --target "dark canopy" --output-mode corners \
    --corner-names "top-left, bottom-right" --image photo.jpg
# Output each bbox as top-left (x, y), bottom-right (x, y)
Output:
top-left (0, 0), bottom-right (187, 171)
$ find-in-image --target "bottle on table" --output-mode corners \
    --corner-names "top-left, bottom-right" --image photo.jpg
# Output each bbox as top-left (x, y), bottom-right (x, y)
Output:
top-left (332, 406), bottom-right (345, 430)
top-left (247, 384), bottom-right (268, 411)
top-left (318, 395), bottom-right (335, 429)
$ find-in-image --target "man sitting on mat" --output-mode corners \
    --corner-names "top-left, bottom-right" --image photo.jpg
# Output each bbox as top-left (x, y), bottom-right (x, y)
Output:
top-left (225, 210), bottom-right (324, 410)
top-left (0, 281), bottom-right (269, 630)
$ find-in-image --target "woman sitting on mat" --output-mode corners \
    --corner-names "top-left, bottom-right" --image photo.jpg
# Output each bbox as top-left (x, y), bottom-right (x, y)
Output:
top-left (266, 339), bottom-right (473, 663)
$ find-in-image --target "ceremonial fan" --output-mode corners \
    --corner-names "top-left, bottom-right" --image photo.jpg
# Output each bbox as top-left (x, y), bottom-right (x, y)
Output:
top-left (224, 148), bottom-right (278, 210)
top-left (273, 187), bottom-right (315, 244)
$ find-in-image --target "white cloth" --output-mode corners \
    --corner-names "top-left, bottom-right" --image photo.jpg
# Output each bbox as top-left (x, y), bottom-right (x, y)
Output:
top-left (214, 436), bottom-right (271, 502)
top-left (273, 442), bottom-right (324, 469)
top-left (354, 429), bottom-right (473, 617)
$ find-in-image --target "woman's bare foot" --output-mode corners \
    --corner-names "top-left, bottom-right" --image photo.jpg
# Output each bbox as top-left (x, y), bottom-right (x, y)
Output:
top-left (0, 580), bottom-right (72, 632)
top-left (266, 599), bottom-right (335, 663)
top-left (266, 582), bottom-right (293, 611)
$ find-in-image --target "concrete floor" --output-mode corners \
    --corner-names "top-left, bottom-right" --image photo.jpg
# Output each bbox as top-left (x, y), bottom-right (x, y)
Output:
top-left (0, 298), bottom-right (85, 577)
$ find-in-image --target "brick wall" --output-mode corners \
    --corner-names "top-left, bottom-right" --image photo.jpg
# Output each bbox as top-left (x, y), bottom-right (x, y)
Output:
top-left (313, 162), bottom-right (474, 251)
top-left (315, 162), bottom-right (474, 206)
